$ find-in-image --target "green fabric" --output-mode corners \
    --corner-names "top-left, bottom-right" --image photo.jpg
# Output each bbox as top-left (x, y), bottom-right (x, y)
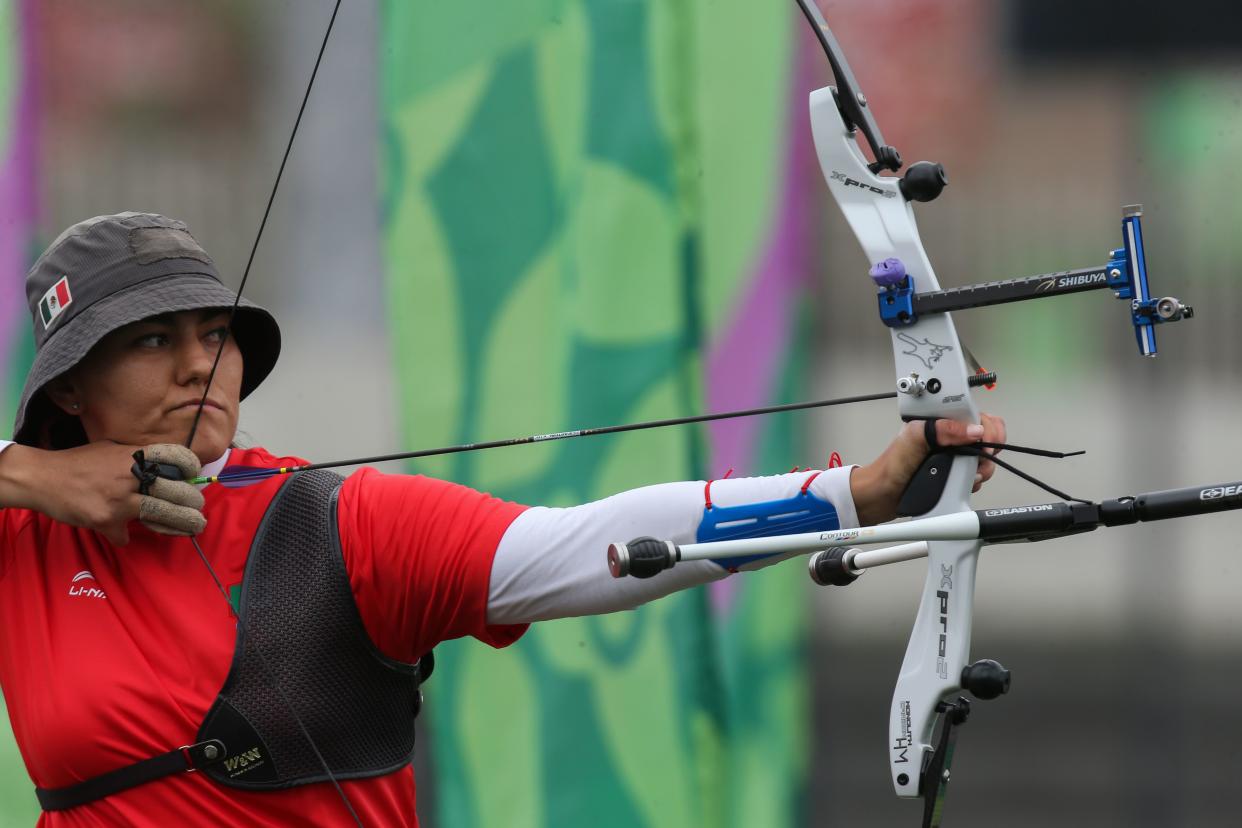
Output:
top-left (717, 306), bottom-right (814, 827)
top-left (0, 705), bottom-right (38, 825)
top-left (0, 0), bottom-right (37, 820)
top-left (380, 1), bottom-right (797, 826)
top-left (1144, 74), bottom-right (1242, 288)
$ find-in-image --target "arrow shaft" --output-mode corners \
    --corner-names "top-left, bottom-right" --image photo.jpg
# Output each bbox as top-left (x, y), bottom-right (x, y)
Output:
top-left (193, 389), bottom-right (898, 485)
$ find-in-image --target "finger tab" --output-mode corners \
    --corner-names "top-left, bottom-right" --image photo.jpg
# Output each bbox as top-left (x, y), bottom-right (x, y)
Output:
top-left (148, 478), bottom-right (206, 510)
top-left (138, 495), bottom-right (207, 536)
top-left (142, 443), bottom-right (203, 478)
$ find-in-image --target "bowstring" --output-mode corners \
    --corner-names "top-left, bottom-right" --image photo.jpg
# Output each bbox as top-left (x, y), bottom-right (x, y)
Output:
top-left (178, 2), bottom-right (361, 825)
top-left (186, 0), bottom-right (341, 450)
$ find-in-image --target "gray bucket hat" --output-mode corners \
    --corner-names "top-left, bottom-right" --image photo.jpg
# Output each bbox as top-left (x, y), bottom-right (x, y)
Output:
top-left (14, 212), bottom-right (281, 446)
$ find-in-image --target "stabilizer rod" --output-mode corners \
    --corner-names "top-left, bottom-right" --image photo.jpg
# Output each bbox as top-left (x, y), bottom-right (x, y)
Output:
top-left (607, 477), bottom-right (1242, 577)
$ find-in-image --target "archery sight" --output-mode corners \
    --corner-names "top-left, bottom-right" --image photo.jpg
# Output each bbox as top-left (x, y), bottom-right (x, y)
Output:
top-left (871, 204), bottom-right (1193, 359)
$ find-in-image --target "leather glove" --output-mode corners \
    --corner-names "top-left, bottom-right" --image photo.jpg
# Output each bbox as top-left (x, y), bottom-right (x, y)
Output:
top-left (134, 444), bottom-right (207, 536)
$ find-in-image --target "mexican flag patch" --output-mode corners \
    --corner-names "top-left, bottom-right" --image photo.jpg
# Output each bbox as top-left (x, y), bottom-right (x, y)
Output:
top-left (39, 276), bottom-right (72, 328)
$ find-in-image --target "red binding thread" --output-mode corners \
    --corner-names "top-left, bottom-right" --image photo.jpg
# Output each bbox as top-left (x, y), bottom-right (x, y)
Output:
top-left (703, 469), bottom-right (734, 510)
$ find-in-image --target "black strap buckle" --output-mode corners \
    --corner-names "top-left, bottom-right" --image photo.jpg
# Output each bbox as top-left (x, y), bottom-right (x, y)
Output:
top-left (181, 739), bottom-right (227, 772)
top-left (35, 739), bottom-right (228, 811)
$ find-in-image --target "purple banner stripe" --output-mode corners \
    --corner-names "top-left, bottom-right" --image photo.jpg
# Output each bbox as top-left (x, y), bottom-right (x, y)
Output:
top-left (705, 37), bottom-right (818, 612)
top-left (0, 0), bottom-right (37, 366)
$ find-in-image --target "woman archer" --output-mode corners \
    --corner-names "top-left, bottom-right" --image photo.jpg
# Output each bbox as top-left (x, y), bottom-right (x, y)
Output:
top-left (0, 212), bottom-right (1003, 826)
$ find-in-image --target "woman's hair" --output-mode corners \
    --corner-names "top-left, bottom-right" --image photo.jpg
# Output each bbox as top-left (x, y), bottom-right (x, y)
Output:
top-left (30, 394), bottom-right (88, 450)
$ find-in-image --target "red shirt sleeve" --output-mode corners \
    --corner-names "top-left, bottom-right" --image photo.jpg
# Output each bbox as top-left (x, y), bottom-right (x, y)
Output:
top-left (335, 468), bottom-right (529, 664)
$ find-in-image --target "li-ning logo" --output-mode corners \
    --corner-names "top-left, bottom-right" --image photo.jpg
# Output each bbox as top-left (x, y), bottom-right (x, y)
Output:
top-left (1200, 484), bottom-right (1242, 501)
top-left (1036, 271), bottom-right (1107, 292)
top-left (38, 276), bottom-right (73, 329)
top-left (224, 747), bottom-right (265, 776)
top-left (830, 170), bottom-right (897, 198)
top-left (68, 570), bottom-right (106, 600)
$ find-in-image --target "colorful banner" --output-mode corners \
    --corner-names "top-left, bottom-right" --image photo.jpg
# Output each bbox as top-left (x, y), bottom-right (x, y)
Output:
top-left (0, 0), bottom-right (40, 823)
top-left (381, 3), bottom-right (814, 826)
top-left (0, 0), bottom-right (32, 416)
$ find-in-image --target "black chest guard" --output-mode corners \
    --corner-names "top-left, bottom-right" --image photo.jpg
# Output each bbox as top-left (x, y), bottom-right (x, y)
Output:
top-left (36, 469), bottom-right (430, 811)
top-left (197, 469), bottom-right (425, 789)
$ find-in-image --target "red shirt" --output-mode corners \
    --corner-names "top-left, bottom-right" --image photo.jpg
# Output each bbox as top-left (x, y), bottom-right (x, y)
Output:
top-left (0, 447), bottom-right (527, 826)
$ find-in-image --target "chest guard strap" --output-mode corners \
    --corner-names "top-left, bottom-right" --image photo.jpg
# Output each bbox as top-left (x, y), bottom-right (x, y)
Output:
top-left (35, 469), bottom-right (429, 810)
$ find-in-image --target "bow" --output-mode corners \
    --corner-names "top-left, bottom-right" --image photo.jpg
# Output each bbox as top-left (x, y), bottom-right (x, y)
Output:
top-left (795, 3), bottom-right (989, 820)
top-left (610, 2), bottom-right (1200, 825)
top-left (795, 4), bottom-right (1194, 822)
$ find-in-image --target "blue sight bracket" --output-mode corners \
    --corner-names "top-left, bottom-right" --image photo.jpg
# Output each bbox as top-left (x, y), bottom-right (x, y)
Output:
top-left (1108, 204), bottom-right (1194, 356)
top-left (873, 204), bottom-right (1194, 356)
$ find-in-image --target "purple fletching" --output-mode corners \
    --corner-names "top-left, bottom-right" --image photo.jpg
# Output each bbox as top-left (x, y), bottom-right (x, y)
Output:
top-left (214, 465), bottom-right (281, 488)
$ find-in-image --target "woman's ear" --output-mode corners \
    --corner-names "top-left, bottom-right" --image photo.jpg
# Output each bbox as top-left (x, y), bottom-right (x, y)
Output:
top-left (44, 374), bottom-right (82, 415)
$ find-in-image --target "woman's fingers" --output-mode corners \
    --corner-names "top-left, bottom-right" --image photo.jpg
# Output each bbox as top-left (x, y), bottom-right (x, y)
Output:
top-left (925, 414), bottom-right (1007, 492)
top-left (138, 495), bottom-right (207, 536)
top-left (974, 412), bottom-right (1006, 486)
top-left (981, 412), bottom-right (1006, 447)
top-left (146, 476), bottom-right (205, 510)
top-left (141, 443), bottom-right (202, 479)
top-left (135, 443), bottom-right (206, 536)
top-left (928, 419), bottom-right (984, 447)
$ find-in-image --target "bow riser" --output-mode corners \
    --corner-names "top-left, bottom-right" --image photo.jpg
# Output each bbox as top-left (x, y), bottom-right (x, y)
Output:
top-left (807, 86), bottom-right (984, 801)
top-left (807, 90), bottom-right (978, 420)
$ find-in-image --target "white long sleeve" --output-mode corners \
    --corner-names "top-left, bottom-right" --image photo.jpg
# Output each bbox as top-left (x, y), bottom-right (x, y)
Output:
top-left (487, 466), bottom-right (859, 624)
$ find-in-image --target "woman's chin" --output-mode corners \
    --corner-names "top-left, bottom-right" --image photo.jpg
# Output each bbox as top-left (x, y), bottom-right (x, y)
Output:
top-left (184, 428), bottom-right (233, 465)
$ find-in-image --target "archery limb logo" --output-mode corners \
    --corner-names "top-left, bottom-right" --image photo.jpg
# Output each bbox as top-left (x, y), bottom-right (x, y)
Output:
top-left (893, 700), bottom-right (913, 764)
top-left (897, 332), bottom-right (955, 370)
top-left (936, 565), bottom-right (954, 680)
top-left (830, 169), bottom-right (897, 198)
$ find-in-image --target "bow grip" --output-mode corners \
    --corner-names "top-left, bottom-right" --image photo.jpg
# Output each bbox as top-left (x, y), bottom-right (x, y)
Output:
top-left (896, 452), bottom-right (955, 517)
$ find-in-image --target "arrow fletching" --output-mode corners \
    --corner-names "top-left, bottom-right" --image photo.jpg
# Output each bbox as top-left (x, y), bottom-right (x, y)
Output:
top-left (193, 464), bottom-right (301, 487)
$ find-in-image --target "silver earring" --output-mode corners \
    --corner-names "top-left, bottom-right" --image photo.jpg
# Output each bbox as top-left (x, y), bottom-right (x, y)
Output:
top-left (70, 403), bottom-right (80, 411)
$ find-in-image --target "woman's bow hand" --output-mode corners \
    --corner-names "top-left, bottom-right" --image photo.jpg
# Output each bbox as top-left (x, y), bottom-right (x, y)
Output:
top-left (849, 414), bottom-right (1007, 526)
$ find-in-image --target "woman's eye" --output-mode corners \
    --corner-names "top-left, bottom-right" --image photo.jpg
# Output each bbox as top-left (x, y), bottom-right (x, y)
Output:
top-left (135, 333), bottom-right (167, 348)
top-left (204, 326), bottom-right (229, 345)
